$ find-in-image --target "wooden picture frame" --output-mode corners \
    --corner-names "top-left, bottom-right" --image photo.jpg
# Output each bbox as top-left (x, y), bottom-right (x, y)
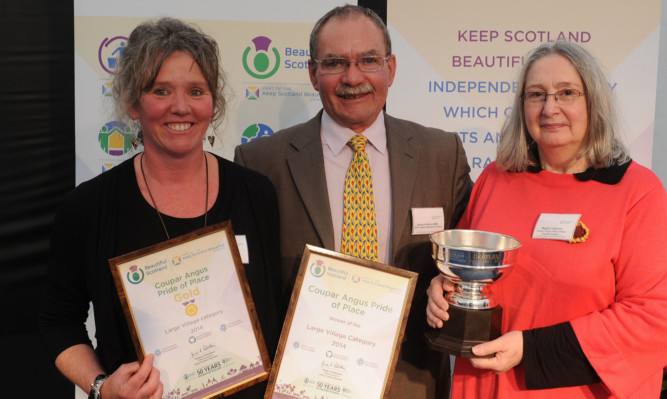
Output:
top-left (109, 221), bottom-right (270, 398)
top-left (265, 245), bottom-right (417, 399)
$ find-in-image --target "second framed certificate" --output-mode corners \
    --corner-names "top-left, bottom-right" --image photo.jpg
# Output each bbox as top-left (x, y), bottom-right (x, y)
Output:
top-left (266, 245), bottom-right (417, 399)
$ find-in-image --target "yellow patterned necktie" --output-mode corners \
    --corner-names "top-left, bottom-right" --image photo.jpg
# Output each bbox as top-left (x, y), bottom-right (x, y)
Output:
top-left (341, 134), bottom-right (379, 262)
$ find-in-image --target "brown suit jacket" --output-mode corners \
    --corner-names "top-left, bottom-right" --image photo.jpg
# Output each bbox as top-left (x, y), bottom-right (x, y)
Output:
top-left (234, 111), bottom-right (472, 367)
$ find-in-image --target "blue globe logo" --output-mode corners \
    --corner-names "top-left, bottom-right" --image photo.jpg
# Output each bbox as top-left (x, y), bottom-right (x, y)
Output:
top-left (241, 123), bottom-right (274, 144)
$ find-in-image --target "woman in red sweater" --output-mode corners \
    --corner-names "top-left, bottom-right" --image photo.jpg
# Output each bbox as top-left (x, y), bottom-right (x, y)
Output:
top-left (426, 41), bottom-right (667, 398)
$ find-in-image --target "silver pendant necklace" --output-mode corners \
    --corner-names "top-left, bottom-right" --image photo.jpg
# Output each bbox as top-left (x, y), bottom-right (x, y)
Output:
top-left (140, 153), bottom-right (209, 240)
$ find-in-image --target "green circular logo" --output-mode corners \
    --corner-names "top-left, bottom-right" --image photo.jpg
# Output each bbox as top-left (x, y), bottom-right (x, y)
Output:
top-left (309, 261), bottom-right (325, 278)
top-left (242, 36), bottom-right (280, 79)
top-left (126, 265), bottom-right (144, 284)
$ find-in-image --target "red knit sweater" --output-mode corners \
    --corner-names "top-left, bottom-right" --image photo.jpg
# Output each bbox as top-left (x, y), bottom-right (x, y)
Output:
top-left (451, 162), bottom-right (667, 398)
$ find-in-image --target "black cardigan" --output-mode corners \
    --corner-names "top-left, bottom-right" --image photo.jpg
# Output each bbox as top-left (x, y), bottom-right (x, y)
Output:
top-left (38, 154), bottom-right (283, 398)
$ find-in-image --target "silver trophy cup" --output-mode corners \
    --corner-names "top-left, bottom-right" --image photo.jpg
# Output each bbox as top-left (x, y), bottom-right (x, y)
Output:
top-left (426, 229), bottom-right (521, 357)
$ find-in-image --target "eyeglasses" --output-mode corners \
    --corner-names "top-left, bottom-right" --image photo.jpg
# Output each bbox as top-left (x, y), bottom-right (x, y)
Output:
top-left (312, 56), bottom-right (391, 74)
top-left (522, 88), bottom-right (585, 105)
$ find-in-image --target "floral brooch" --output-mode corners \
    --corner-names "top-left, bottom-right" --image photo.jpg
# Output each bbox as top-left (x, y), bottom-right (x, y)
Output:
top-left (569, 221), bottom-right (590, 243)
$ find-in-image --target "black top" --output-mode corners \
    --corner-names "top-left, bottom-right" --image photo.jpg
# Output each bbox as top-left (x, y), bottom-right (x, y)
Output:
top-left (39, 154), bottom-right (283, 398)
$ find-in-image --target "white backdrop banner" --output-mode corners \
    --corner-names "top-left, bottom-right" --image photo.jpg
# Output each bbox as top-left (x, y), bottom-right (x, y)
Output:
top-left (386, 0), bottom-right (662, 180)
top-left (73, 2), bottom-right (350, 398)
top-left (74, 0), bottom-right (348, 184)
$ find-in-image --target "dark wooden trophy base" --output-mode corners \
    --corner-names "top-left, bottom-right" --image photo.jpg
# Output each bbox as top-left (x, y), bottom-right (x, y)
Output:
top-left (425, 305), bottom-right (503, 358)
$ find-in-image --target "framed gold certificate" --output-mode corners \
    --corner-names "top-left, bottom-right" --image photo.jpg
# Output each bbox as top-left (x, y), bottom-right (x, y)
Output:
top-left (266, 245), bottom-right (417, 399)
top-left (109, 221), bottom-right (270, 399)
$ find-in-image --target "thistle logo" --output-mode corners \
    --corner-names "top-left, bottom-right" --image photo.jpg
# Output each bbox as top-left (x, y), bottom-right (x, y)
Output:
top-left (126, 265), bottom-right (144, 284)
top-left (98, 121), bottom-right (135, 156)
top-left (241, 123), bottom-right (274, 144)
top-left (309, 260), bottom-right (325, 278)
top-left (99, 36), bottom-right (128, 74)
top-left (243, 36), bottom-right (280, 79)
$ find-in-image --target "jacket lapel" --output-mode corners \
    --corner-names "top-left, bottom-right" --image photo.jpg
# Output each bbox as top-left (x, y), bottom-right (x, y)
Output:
top-left (286, 114), bottom-right (336, 250)
top-left (386, 116), bottom-right (419, 262)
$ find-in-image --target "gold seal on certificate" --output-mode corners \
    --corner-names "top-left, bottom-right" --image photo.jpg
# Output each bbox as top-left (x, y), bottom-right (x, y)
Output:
top-left (109, 222), bottom-right (270, 398)
top-left (266, 246), bottom-right (417, 399)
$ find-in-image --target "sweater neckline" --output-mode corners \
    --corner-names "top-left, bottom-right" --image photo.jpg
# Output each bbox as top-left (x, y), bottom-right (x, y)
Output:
top-left (525, 155), bottom-right (632, 185)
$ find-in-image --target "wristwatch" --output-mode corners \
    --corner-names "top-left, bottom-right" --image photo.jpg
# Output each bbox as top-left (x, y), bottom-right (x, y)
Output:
top-left (89, 374), bottom-right (108, 399)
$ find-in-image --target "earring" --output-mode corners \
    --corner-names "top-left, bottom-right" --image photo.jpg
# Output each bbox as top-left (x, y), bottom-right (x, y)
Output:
top-left (131, 131), bottom-right (143, 149)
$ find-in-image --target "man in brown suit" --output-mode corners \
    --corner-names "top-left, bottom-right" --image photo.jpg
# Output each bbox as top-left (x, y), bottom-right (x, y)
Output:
top-left (235, 5), bottom-right (472, 398)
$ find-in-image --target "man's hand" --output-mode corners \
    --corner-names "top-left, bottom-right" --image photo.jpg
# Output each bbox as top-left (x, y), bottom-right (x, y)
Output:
top-left (426, 274), bottom-right (456, 328)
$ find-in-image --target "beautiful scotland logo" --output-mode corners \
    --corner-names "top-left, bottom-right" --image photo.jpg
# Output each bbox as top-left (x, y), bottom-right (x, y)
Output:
top-left (309, 260), bottom-right (325, 278)
top-left (98, 121), bottom-right (135, 156)
top-left (126, 265), bottom-right (145, 285)
top-left (241, 123), bottom-right (274, 144)
top-left (242, 36), bottom-right (280, 79)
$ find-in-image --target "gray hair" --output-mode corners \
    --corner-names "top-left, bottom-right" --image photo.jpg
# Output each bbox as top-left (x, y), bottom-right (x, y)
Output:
top-left (496, 41), bottom-right (629, 172)
top-left (112, 17), bottom-right (227, 133)
top-left (309, 5), bottom-right (391, 61)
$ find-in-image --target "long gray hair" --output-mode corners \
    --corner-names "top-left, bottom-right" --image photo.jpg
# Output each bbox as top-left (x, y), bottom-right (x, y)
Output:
top-left (496, 41), bottom-right (629, 172)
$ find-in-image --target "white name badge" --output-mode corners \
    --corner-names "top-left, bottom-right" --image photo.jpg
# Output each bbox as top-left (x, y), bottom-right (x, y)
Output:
top-left (532, 213), bottom-right (581, 240)
top-left (235, 235), bottom-right (249, 263)
top-left (411, 207), bottom-right (445, 235)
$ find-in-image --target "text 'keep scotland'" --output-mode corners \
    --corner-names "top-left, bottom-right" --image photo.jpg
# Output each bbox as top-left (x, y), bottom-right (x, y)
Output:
top-left (452, 29), bottom-right (591, 68)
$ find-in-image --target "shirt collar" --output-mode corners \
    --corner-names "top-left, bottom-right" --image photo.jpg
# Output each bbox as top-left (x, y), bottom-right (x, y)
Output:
top-left (526, 147), bottom-right (632, 185)
top-left (321, 110), bottom-right (387, 156)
